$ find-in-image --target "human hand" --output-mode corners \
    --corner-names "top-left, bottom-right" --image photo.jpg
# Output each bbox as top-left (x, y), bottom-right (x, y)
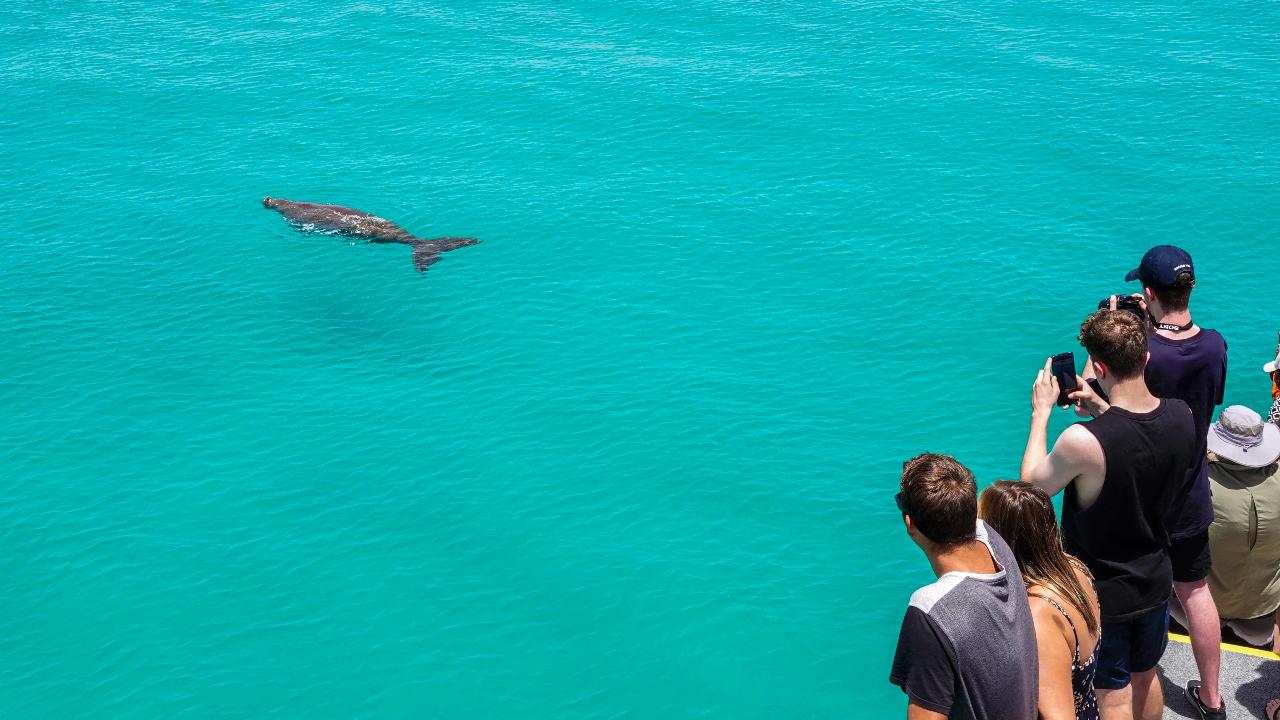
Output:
top-left (1105, 293), bottom-right (1148, 320)
top-left (1106, 293), bottom-right (1144, 309)
top-left (1031, 358), bottom-right (1060, 419)
top-left (1068, 376), bottom-right (1110, 418)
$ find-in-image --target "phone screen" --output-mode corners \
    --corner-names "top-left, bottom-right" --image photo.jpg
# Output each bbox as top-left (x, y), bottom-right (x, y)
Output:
top-left (1050, 352), bottom-right (1078, 407)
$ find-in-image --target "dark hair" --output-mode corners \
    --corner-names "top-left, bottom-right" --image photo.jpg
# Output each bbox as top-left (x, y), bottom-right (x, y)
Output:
top-left (1079, 310), bottom-right (1147, 380)
top-left (900, 453), bottom-right (977, 548)
top-left (1151, 270), bottom-right (1195, 312)
top-left (978, 481), bottom-right (1099, 637)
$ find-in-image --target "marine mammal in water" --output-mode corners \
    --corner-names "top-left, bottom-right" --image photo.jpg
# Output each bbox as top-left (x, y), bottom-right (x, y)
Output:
top-left (262, 197), bottom-right (479, 273)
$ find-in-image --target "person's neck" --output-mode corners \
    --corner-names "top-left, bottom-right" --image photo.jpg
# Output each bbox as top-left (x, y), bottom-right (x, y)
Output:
top-left (1103, 375), bottom-right (1160, 413)
top-left (927, 538), bottom-right (997, 578)
top-left (1148, 303), bottom-right (1196, 338)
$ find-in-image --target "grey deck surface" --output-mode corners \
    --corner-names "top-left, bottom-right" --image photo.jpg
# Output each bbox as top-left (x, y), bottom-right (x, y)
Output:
top-left (1157, 638), bottom-right (1277, 719)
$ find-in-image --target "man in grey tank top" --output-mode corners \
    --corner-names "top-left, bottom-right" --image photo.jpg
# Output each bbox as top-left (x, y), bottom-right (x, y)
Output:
top-left (890, 453), bottom-right (1037, 719)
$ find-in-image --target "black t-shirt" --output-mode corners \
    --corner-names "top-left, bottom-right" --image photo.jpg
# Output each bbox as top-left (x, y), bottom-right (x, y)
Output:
top-left (1145, 329), bottom-right (1227, 538)
top-left (889, 522), bottom-right (1038, 719)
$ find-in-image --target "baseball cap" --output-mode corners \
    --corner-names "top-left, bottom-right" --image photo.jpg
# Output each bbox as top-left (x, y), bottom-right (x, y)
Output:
top-left (1125, 245), bottom-right (1195, 289)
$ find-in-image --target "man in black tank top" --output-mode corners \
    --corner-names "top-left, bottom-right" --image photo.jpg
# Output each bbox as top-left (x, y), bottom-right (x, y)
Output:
top-left (1020, 310), bottom-right (1196, 720)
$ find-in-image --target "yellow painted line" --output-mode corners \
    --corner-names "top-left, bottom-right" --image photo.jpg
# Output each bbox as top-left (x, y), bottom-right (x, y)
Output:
top-left (1168, 631), bottom-right (1280, 661)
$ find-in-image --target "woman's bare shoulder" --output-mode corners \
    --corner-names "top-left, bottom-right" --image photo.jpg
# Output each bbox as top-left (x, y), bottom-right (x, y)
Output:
top-left (1026, 588), bottom-right (1075, 652)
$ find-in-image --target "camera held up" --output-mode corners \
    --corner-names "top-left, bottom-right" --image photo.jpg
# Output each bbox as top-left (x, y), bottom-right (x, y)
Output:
top-left (1097, 294), bottom-right (1146, 322)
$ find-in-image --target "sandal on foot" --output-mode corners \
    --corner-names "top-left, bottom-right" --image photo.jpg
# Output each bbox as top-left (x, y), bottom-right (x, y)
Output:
top-left (1184, 680), bottom-right (1226, 720)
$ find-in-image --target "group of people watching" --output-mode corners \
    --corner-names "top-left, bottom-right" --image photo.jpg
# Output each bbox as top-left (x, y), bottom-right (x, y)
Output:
top-left (889, 246), bottom-right (1280, 720)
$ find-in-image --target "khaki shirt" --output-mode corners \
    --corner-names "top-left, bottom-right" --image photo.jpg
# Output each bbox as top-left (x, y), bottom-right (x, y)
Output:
top-left (1207, 460), bottom-right (1280, 619)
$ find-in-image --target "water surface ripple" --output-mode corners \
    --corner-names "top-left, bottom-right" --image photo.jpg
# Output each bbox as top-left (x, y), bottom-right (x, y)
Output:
top-left (1, 1), bottom-right (1277, 717)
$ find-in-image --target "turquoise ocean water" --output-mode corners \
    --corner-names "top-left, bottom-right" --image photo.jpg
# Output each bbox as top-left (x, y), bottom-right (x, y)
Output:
top-left (2, 2), bottom-right (1277, 717)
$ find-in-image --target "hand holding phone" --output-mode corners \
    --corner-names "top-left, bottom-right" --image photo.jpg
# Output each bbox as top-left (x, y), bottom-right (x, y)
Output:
top-left (1050, 352), bottom-right (1079, 408)
top-left (1086, 378), bottom-right (1108, 404)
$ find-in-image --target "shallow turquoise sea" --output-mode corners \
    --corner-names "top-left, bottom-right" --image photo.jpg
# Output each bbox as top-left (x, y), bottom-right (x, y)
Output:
top-left (2, 1), bottom-right (1277, 717)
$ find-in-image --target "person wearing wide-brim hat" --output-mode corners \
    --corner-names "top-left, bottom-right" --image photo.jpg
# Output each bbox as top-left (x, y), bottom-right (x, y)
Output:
top-left (1172, 405), bottom-right (1280, 657)
top-left (1265, 340), bottom-right (1280, 427)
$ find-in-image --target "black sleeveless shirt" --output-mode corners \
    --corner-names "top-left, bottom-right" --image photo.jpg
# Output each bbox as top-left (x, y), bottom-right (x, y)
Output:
top-left (1063, 399), bottom-right (1196, 622)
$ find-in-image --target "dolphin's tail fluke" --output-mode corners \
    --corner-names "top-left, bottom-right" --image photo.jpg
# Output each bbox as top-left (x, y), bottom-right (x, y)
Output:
top-left (411, 244), bottom-right (442, 273)
top-left (409, 237), bottom-right (480, 274)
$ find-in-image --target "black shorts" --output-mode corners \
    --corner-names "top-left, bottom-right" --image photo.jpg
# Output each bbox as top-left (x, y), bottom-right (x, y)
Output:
top-left (1096, 603), bottom-right (1170, 689)
top-left (1170, 531), bottom-right (1211, 583)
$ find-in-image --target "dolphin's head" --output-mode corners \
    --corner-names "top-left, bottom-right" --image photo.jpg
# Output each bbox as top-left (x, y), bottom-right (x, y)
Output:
top-left (262, 196), bottom-right (279, 208)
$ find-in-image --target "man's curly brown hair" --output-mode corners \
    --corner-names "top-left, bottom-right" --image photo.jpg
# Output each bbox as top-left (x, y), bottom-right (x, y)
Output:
top-left (1079, 310), bottom-right (1148, 379)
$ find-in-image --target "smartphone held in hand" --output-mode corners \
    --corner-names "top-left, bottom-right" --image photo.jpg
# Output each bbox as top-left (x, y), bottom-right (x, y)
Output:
top-left (1050, 352), bottom-right (1078, 407)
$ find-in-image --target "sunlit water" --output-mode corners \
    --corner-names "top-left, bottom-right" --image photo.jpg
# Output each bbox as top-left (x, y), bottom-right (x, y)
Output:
top-left (2, 1), bottom-right (1276, 717)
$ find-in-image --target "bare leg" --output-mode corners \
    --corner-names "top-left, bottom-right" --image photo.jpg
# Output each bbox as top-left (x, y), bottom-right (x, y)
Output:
top-left (1174, 579), bottom-right (1222, 708)
top-left (1168, 593), bottom-right (1188, 629)
top-left (1098, 686), bottom-right (1134, 720)
top-left (1130, 668), bottom-right (1163, 720)
top-left (1273, 608), bottom-right (1280, 655)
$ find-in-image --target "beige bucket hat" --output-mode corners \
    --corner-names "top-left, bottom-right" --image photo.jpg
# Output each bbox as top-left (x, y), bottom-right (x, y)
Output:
top-left (1208, 406), bottom-right (1280, 467)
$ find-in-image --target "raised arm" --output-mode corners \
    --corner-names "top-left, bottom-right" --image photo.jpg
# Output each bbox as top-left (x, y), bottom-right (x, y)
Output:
top-left (1022, 424), bottom-right (1097, 498)
top-left (1022, 358), bottom-right (1101, 497)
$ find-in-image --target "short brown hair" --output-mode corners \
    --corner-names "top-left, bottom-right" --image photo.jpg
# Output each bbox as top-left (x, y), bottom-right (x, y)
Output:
top-left (1079, 310), bottom-right (1147, 380)
top-left (1151, 270), bottom-right (1195, 311)
top-left (900, 453), bottom-right (977, 547)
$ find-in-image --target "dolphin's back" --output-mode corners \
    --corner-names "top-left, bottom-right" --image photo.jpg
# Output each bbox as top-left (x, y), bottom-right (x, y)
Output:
top-left (276, 200), bottom-right (373, 219)
top-left (267, 199), bottom-right (412, 242)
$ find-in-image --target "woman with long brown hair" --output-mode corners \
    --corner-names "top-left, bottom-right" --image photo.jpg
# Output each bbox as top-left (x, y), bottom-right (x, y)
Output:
top-left (979, 481), bottom-right (1101, 720)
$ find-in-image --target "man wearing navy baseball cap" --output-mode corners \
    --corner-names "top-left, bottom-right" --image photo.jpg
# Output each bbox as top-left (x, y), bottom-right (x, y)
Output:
top-left (1125, 245), bottom-right (1196, 289)
top-left (1129, 245), bottom-right (1229, 720)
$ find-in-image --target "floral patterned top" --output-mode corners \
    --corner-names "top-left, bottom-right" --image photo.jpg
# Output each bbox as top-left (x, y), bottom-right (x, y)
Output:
top-left (1029, 593), bottom-right (1100, 720)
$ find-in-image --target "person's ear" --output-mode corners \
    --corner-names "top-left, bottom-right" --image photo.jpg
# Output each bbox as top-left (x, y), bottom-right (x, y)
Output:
top-left (1142, 286), bottom-right (1155, 303)
top-left (1145, 351), bottom-right (1151, 368)
top-left (1093, 360), bottom-right (1109, 380)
